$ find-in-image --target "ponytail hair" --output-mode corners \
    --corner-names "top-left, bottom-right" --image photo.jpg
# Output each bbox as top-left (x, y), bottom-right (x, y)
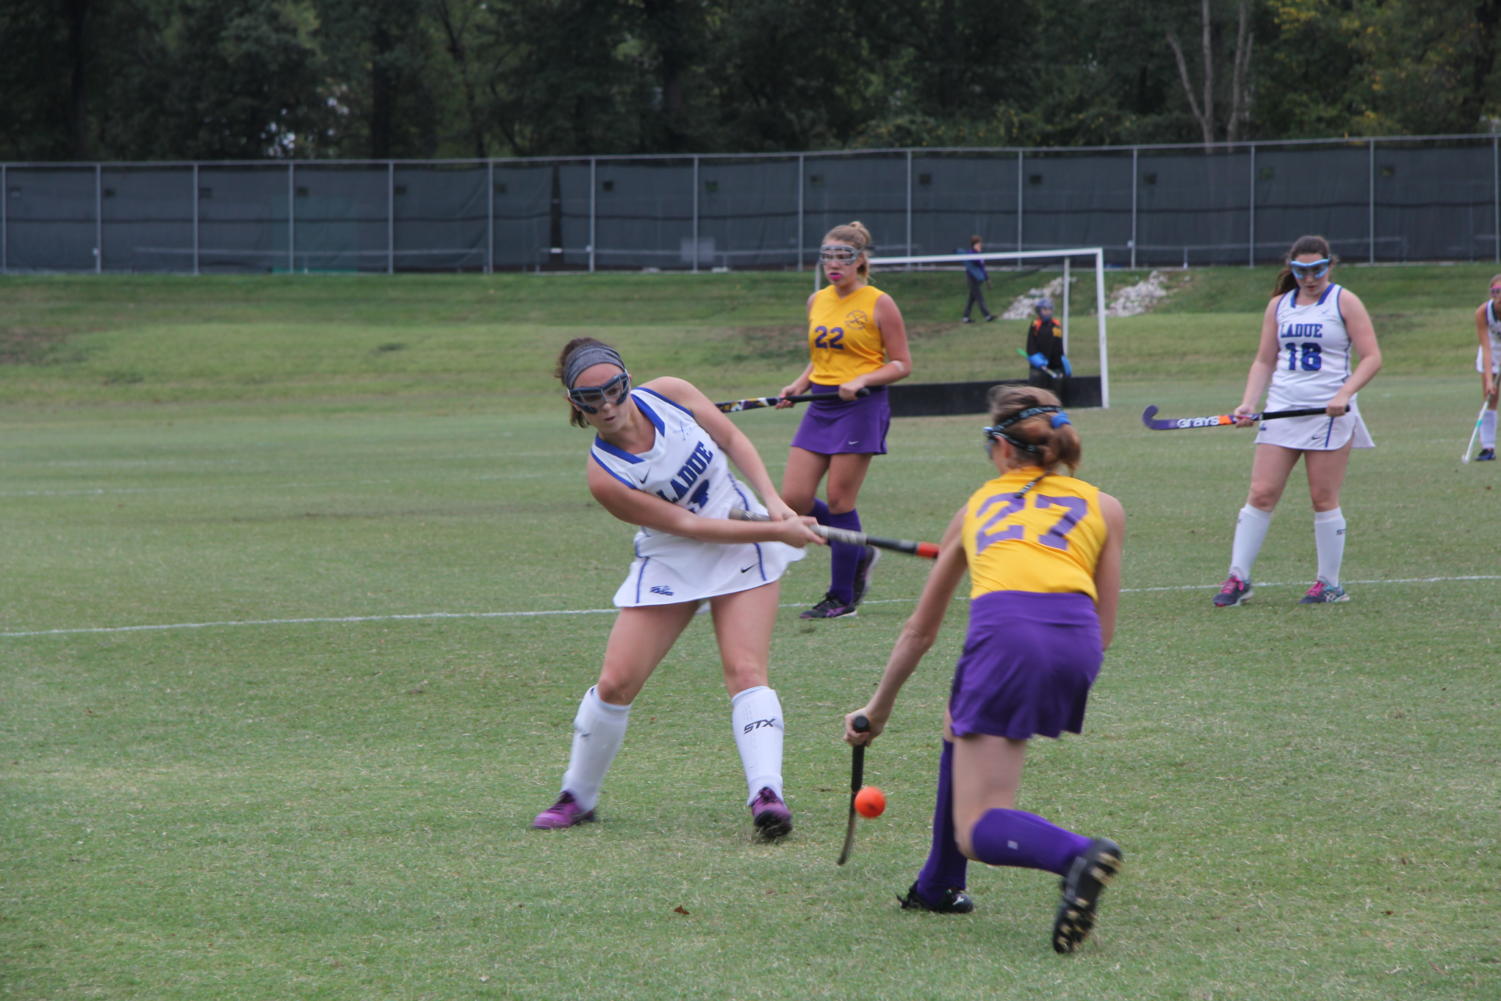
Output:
top-left (1273, 234), bottom-right (1334, 295)
top-left (984, 384), bottom-right (1082, 474)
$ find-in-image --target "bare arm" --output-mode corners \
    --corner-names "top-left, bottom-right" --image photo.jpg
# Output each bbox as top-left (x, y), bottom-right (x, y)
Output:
top-left (1232, 297), bottom-right (1281, 426)
top-left (1093, 491), bottom-right (1125, 651)
top-left (844, 507), bottom-right (968, 745)
top-left (1477, 303), bottom-right (1495, 398)
top-left (838, 293), bottom-right (913, 398)
top-left (1325, 289), bottom-right (1381, 416)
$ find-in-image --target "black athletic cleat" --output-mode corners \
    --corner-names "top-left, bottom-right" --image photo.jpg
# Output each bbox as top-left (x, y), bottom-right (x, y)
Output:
top-left (1052, 838), bottom-right (1123, 953)
top-left (899, 882), bottom-right (975, 914)
top-left (1478, 448), bottom-right (1496, 461)
top-left (1212, 575), bottom-right (1252, 608)
top-left (800, 592), bottom-right (858, 619)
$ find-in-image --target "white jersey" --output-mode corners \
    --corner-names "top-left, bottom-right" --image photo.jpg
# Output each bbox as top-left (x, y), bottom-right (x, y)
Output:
top-left (1478, 300), bottom-right (1501, 374)
top-left (1258, 283), bottom-right (1374, 450)
top-left (590, 387), bottom-right (802, 607)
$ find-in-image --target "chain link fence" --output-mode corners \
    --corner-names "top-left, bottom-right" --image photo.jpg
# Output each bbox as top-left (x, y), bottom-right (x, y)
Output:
top-left (3, 135), bottom-right (1497, 274)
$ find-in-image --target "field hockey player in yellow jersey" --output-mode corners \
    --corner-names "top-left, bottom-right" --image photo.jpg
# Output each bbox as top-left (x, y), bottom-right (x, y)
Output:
top-left (843, 385), bottom-right (1127, 953)
top-left (776, 221), bottom-right (912, 619)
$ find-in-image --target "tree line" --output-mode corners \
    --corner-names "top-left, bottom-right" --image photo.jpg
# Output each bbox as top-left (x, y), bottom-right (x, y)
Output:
top-left (3, 0), bottom-right (1499, 162)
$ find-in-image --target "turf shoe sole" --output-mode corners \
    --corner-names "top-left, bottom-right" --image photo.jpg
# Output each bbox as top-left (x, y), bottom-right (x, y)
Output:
top-left (1052, 838), bottom-right (1123, 953)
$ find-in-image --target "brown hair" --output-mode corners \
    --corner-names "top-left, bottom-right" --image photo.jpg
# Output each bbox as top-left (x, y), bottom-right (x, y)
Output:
top-left (985, 384), bottom-right (1082, 474)
top-left (555, 336), bottom-right (621, 428)
top-left (1272, 235), bottom-right (1335, 295)
top-left (822, 220), bottom-right (873, 278)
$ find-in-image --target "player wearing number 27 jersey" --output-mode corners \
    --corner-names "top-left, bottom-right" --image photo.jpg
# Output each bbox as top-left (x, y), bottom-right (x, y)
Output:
top-left (1260, 282), bottom-right (1374, 451)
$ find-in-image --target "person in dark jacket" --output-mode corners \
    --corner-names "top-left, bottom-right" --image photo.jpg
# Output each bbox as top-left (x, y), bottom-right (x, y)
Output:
top-left (960, 236), bottom-right (996, 323)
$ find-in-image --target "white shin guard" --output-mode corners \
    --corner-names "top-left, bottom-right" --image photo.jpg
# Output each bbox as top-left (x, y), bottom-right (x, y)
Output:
top-left (1229, 504), bottom-right (1274, 581)
top-left (730, 685), bottom-right (785, 805)
top-left (560, 686), bottom-right (631, 813)
top-left (1314, 507), bottom-right (1347, 587)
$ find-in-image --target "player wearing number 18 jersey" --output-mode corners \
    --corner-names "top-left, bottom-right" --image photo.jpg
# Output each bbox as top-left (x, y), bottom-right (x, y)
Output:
top-left (842, 385), bottom-right (1127, 953)
top-left (1213, 235), bottom-right (1382, 608)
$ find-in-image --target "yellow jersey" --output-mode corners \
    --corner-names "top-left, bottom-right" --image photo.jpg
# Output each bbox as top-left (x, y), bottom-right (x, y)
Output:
top-left (807, 283), bottom-right (889, 385)
top-left (962, 468), bottom-right (1107, 601)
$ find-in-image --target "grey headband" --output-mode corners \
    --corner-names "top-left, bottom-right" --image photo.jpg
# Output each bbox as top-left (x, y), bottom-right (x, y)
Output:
top-left (563, 343), bottom-right (627, 388)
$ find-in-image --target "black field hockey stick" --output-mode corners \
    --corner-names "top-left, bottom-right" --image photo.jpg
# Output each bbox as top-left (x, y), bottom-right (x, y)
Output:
top-left (1140, 404), bottom-right (1331, 430)
top-left (837, 715), bottom-right (871, 866)
top-left (715, 388), bottom-right (869, 413)
top-left (728, 509), bottom-right (940, 559)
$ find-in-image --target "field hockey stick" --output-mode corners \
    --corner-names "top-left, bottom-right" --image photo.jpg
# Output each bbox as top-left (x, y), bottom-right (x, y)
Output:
top-left (1140, 404), bottom-right (1331, 430)
top-left (836, 715), bottom-right (870, 866)
top-left (729, 509), bottom-right (940, 559)
top-left (1015, 346), bottom-right (1061, 380)
top-left (715, 388), bottom-right (869, 413)
top-left (1461, 400), bottom-right (1487, 463)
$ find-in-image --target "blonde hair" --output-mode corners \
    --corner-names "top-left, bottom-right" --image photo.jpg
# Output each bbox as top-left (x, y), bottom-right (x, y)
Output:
top-left (1273, 235), bottom-right (1335, 295)
top-left (822, 220), bottom-right (873, 278)
top-left (985, 384), bottom-right (1082, 474)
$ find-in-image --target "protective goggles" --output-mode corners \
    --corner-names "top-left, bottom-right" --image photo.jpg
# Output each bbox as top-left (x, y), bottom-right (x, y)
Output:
top-left (567, 371), bottom-right (631, 412)
top-left (1490, 285), bottom-right (1501, 295)
top-left (1288, 258), bottom-right (1331, 280)
top-left (819, 245), bottom-right (861, 264)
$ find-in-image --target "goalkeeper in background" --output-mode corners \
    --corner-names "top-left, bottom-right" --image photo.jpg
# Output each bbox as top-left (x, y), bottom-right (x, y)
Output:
top-left (1025, 297), bottom-right (1070, 393)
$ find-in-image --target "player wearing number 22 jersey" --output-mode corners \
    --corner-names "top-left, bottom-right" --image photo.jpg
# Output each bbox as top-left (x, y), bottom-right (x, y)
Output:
top-left (1261, 282), bottom-right (1374, 451)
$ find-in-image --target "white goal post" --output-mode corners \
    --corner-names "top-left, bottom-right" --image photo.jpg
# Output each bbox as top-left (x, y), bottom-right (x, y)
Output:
top-left (854, 247), bottom-right (1111, 408)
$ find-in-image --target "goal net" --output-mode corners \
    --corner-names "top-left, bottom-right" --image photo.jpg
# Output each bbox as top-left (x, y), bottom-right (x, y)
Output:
top-left (850, 247), bottom-right (1111, 408)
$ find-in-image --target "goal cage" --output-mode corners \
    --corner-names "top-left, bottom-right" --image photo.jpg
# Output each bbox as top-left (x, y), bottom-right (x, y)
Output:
top-left (826, 247), bottom-right (1111, 409)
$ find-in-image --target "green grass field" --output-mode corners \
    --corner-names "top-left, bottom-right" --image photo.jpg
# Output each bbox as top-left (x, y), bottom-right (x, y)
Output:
top-left (3, 266), bottom-right (1498, 1000)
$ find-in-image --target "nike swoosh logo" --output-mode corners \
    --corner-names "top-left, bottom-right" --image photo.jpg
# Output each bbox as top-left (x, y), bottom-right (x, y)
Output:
top-left (740, 564), bottom-right (756, 573)
top-left (847, 440), bottom-right (860, 446)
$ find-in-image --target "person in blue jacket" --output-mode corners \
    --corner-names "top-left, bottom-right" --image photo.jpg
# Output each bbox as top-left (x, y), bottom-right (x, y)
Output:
top-left (960, 235), bottom-right (997, 323)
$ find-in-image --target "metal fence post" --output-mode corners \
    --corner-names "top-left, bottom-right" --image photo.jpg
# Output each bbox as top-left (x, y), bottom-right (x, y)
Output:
top-left (1494, 135), bottom-right (1499, 263)
top-left (692, 155), bottom-right (700, 274)
top-left (487, 160), bottom-right (494, 274)
top-left (1368, 139), bottom-right (1376, 264)
top-left (192, 163), bottom-right (200, 275)
top-left (905, 149), bottom-right (913, 259)
top-left (797, 153), bottom-right (805, 275)
top-left (1130, 147), bottom-right (1138, 270)
top-left (3, 164), bottom-right (8, 273)
top-left (1016, 150), bottom-right (1024, 252)
top-left (1248, 144), bottom-right (1255, 267)
top-left (387, 160), bottom-right (395, 275)
top-left (589, 158), bottom-right (597, 273)
top-left (94, 163), bottom-right (102, 273)
top-left (1094, 248), bottom-right (1110, 408)
top-left (288, 162), bottom-right (295, 273)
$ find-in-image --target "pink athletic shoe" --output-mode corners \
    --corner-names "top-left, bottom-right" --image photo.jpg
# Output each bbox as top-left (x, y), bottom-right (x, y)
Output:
top-left (750, 787), bottom-right (792, 840)
top-left (532, 791), bottom-right (595, 829)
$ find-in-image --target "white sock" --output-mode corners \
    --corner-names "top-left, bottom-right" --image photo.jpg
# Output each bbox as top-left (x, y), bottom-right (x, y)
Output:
top-left (731, 685), bottom-right (785, 805)
top-left (1314, 508), bottom-right (1347, 587)
top-left (1482, 409), bottom-right (1497, 449)
top-left (560, 686), bottom-right (631, 812)
top-left (1228, 504), bottom-right (1274, 581)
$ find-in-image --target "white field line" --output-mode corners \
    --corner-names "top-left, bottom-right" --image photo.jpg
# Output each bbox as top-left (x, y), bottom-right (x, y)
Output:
top-left (3, 574), bottom-right (1499, 639)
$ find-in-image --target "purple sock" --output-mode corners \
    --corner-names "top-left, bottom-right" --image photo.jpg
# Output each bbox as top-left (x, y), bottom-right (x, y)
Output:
top-left (968, 808), bottom-right (1091, 876)
top-left (824, 508), bottom-right (862, 603)
top-left (913, 740), bottom-right (968, 901)
top-left (809, 498), bottom-right (831, 523)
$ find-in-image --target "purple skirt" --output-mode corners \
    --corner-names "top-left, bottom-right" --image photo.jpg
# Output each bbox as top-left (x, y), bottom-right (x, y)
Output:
top-left (948, 590), bottom-right (1103, 740)
top-left (789, 384), bottom-right (890, 455)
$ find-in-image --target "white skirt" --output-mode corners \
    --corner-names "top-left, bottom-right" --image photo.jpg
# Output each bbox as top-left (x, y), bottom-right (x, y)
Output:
top-left (613, 536), bottom-right (804, 607)
top-left (1255, 408), bottom-right (1374, 450)
top-left (1477, 344), bottom-right (1501, 374)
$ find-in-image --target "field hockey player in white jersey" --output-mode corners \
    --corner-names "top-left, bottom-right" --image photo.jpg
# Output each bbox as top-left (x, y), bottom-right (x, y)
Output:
top-left (1469, 274), bottom-right (1501, 461)
top-left (532, 338), bottom-right (823, 841)
top-left (1213, 235), bottom-right (1382, 607)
